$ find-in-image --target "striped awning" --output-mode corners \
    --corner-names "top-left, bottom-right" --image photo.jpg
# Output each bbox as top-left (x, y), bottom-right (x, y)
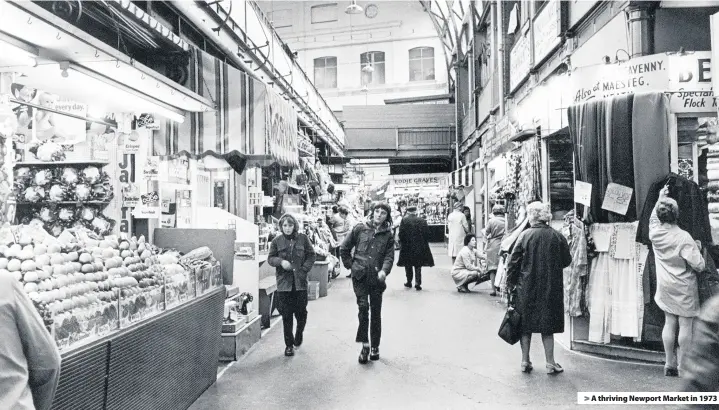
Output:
top-left (450, 159), bottom-right (482, 187)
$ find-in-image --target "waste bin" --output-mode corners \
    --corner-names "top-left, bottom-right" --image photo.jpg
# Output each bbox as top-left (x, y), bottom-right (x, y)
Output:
top-left (308, 260), bottom-right (330, 297)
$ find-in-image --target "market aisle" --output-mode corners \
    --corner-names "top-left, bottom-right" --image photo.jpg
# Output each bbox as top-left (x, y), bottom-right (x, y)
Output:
top-left (191, 245), bottom-right (682, 410)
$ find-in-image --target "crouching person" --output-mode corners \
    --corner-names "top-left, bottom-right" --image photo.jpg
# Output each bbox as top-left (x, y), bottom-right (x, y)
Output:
top-left (268, 214), bottom-right (316, 357)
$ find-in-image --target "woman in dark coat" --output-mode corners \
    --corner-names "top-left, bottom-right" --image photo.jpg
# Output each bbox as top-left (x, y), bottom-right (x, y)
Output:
top-left (397, 206), bottom-right (434, 290)
top-left (506, 202), bottom-right (571, 374)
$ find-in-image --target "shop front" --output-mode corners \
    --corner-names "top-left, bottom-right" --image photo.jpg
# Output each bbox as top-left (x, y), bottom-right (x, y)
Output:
top-left (565, 51), bottom-right (717, 361)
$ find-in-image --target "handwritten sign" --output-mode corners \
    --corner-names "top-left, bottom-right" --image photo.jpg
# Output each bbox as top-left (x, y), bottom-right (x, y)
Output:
top-left (574, 180), bottom-right (592, 207)
top-left (601, 183), bottom-right (634, 215)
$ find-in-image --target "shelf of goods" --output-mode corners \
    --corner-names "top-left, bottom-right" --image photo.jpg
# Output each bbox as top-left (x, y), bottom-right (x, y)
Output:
top-left (0, 225), bottom-right (224, 410)
top-left (13, 161), bottom-right (115, 237)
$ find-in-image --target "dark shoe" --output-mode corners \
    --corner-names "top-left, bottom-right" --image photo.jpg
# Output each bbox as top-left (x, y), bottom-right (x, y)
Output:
top-left (294, 333), bottom-right (303, 348)
top-left (285, 346), bottom-right (294, 357)
top-left (546, 363), bottom-right (564, 374)
top-left (370, 347), bottom-right (380, 361)
top-left (346, 273), bottom-right (352, 278)
top-left (415, 285), bottom-right (422, 291)
top-left (358, 346), bottom-right (370, 364)
top-left (490, 291), bottom-right (497, 296)
top-left (457, 286), bottom-right (469, 293)
top-left (665, 367), bottom-right (679, 377)
top-left (404, 282), bottom-right (412, 288)
top-left (521, 362), bottom-right (533, 373)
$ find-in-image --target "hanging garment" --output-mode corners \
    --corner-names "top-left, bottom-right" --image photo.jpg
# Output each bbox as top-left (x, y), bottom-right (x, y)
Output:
top-left (609, 94), bottom-right (636, 222)
top-left (563, 220), bottom-right (588, 317)
top-left (632, 92), bottom-right (671, 217)
top-left (587, 252), bottom-right (612, 344)
top-left (608, 223), bottom-right (641, 339)
top-left (568, 100), bottom-right (610, 223)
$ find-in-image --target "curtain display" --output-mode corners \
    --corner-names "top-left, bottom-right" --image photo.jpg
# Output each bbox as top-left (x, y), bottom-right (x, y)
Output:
top-left (586, 222), bottom-right (646, 343)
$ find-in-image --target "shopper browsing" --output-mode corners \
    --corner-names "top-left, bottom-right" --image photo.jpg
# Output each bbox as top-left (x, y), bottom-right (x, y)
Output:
top-left (506, 202), bottom-right (572, 374)
top-left (649, 185), bottom-right (705, 377)
top-left (267, 214), bottom-right (317, 357)
top-left (340, 202), bottom-right (395, 364)
top-left (0, 273), bottom-right (61, 410)
top-left (451, 234), bottom-right (486, 293)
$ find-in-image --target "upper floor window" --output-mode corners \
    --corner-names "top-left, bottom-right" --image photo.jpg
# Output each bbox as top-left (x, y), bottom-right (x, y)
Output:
top-left (314, 57), bottom-right (338, 89)
top-left (267, 9), bottom-right (292, 28)
top-left (311, 3), bottom-right (338, 24)
top-left (360, 51), bottom-right (386, 86)
top-left (409, 47), bottom-right (435, 81)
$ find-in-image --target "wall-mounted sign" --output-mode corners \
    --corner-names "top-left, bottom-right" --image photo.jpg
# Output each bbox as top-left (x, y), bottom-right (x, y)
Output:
top-left (265, 88), bottom-right (299, 168)
top-left (390, 173), bottom-right (449, 188)
top-left (570, 52), bottom-right (716, 113)
top-left (509, 33), bottom-right (531, 92)
top-left (532, 0), bottom-right (561, 65)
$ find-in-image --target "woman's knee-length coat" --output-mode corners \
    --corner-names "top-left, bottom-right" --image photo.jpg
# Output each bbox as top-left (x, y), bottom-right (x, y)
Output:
top-left (506, 224), bottom-right (572, 334)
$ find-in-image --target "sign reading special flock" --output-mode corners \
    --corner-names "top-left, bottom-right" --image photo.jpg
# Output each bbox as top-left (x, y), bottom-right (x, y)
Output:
top-left (569, 52), bottom-right (714, 113)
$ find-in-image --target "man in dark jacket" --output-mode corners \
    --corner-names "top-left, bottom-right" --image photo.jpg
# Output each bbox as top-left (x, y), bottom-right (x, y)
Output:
top-left (341, 202), bottom-right (395, 364)
top-left (268, 213), bottom-right (316, 357)
top-left (397, 205), bottom-right (434, 290)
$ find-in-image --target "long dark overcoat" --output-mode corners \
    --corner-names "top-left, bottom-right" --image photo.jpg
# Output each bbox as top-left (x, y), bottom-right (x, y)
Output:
top-left (397, 214), bottom-right (435, 267)
top-left (506, 224), bottom-right (571, 334)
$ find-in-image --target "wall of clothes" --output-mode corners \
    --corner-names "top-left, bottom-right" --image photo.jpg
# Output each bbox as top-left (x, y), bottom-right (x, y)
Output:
top-left (566, 91), bottom-right (719, 355)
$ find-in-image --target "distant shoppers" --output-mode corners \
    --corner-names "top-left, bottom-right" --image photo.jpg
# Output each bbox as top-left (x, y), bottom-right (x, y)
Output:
top-left (341, 202), bottom-right (395, 364)
top-left (451, 234), bottom-right (486, 293)
top-left (330, 206), bottom-right (352, 277)
top-left (506, 202), bottom-right (571, 374)
top-left (484, 205), bottom-right (507, 296)
top-left (392, 201), bottom-right (407, 250)
top-left (0, 273), bottom-right (61, 410)
top-left (397, 205), bottom-right (434, 290)
top-left (447, 203), bottom-right (470, 262)
top-left (682, 294), bottom-right (719, 395)
top-left (649, 185), bottom-right (705, 377)
top-left (268, 214), bottom-right (317, 357)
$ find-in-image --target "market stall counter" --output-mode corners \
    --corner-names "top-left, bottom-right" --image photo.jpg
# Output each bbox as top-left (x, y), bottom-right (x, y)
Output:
top-left (51, 287), bottom-right (224, 410)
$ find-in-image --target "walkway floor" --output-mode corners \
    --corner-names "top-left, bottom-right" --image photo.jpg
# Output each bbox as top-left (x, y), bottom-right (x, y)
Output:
top-left (191, 245), bottom-right (683, 410)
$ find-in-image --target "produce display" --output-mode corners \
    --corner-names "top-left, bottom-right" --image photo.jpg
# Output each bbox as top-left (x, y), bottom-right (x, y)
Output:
top-left (13, 164), bottom-right (115, 236)
top-left (0, 224), bottom-right (222, 352)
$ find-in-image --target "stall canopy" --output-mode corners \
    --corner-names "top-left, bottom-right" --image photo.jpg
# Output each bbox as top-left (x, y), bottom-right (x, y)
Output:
top-left (153, 50), bottom-right (301, 174)
top-left (450, 158), bottom-right (481, 187)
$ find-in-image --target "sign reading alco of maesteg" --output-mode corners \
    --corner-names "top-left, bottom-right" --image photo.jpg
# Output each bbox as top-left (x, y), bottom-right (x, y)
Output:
top-left (570, 51), bottom-right (714, 112)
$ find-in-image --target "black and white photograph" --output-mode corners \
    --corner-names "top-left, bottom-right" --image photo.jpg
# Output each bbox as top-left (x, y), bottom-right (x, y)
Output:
top-left (2, 1), bottom-right (719, 409)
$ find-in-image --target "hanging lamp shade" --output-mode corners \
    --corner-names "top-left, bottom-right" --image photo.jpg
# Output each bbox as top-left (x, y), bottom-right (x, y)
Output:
top-left (361, 64), bottom-right (374, 73)
top-left (345, 0), bottom-right (363, 14)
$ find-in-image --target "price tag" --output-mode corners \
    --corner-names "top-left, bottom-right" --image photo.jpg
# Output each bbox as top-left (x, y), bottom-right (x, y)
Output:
top-left (601, 183), bottom-right (634, 215)
top-left (574, 180), bottom-right (592, 207)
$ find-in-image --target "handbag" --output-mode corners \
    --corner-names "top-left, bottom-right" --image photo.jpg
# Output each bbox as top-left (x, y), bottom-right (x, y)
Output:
top-left (498, 291), bottom-right (522, 345)
top-left (697, 247), bottom-right (719, 306)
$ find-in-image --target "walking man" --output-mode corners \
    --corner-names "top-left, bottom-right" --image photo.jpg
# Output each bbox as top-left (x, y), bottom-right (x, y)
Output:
top-left (341, 202), bottom-right (395, 364)
top-left (397, 205), bottom-right (434, 290)
top-left (268, 214), bottom-right (317, 357)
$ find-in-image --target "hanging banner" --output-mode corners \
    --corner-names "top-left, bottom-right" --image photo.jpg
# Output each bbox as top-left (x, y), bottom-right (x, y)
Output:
top-left (265, 87), bottom-right (299, 168)
top-left (570, 52), bottom-right (716, 113)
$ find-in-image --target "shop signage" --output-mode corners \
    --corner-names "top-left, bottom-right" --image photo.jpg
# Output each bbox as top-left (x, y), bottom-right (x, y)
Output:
top-left (160, 214), bottom-right (175, 228)
top-left (137, 113), bottom-right (160, 130)
top-left (509, 33), bottom-right (531, 92)
top-left (167, 156), bottom-right (190, 185)
top-left (601, 183), bottom-right (633, 216)
top-left (570, 52), bottom-right (716, 113)
top-left (574, 180), bottom-right (592, 206)
top-left (532, 0), bottom-right (561, 65)
top-left (121, 132), bottom-right (141, 154)
top-left (117, 154), bottom-right (136, 233)
top-left (391, 173), bottom-right (449, 188)
top-left (143, 156), bottom-right (159, 180)
top-left (176, 190), bottom-right (192, 228)
top-left (121, 183), bottom-right (140, 208)
top-left (265, 88), bottom-right (299, 168)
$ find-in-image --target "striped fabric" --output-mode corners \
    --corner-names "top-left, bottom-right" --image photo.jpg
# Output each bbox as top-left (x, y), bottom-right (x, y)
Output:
top-left (152, 48), bottom-right (252, 173)
top-left (450, 159), bottom-right (481, 187)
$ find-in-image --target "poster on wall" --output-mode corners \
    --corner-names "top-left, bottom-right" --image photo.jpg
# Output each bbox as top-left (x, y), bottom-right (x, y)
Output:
top-left (143, 156), bottom-right (159, 180)
top-left (121, 183), bottom-right (140, 208)
top-left (9, 83), bottom-right (87, 145)
top-left (160, 214), bottom-right (176, 228)
top-left (176, 189), bottom-right (192, 228)
top-left (601, 183), bottom-right (633, 215)
top-left (167, 156), bottom-right (190, 185)
top-left (132, 180), bottom-right (160, 219)
top-left (574, 180), bottom-right (592, 206)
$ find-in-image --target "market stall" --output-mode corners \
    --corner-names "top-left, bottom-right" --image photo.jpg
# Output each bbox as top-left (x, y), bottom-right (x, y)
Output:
top-left (386, 173), bottom-right (450, 242)
top-left (564, 51), bottom-right (719, 361)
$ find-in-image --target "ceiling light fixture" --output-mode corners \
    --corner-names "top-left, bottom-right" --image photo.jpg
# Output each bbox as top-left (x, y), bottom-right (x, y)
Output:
top-left (362, 65), bottom-right (374, 73)
top-left (345, 0), bottom-right (363, 15)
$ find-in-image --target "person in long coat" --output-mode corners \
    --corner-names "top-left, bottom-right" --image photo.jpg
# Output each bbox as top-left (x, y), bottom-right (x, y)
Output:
top-left (447, 204), bottom-right (470, 262)
top-left (506, 202), bottom-right (571, 374)
top-left (397, 206), bottom-right (434, 290)
top-left (484, 204), bottom-right (506, 296)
